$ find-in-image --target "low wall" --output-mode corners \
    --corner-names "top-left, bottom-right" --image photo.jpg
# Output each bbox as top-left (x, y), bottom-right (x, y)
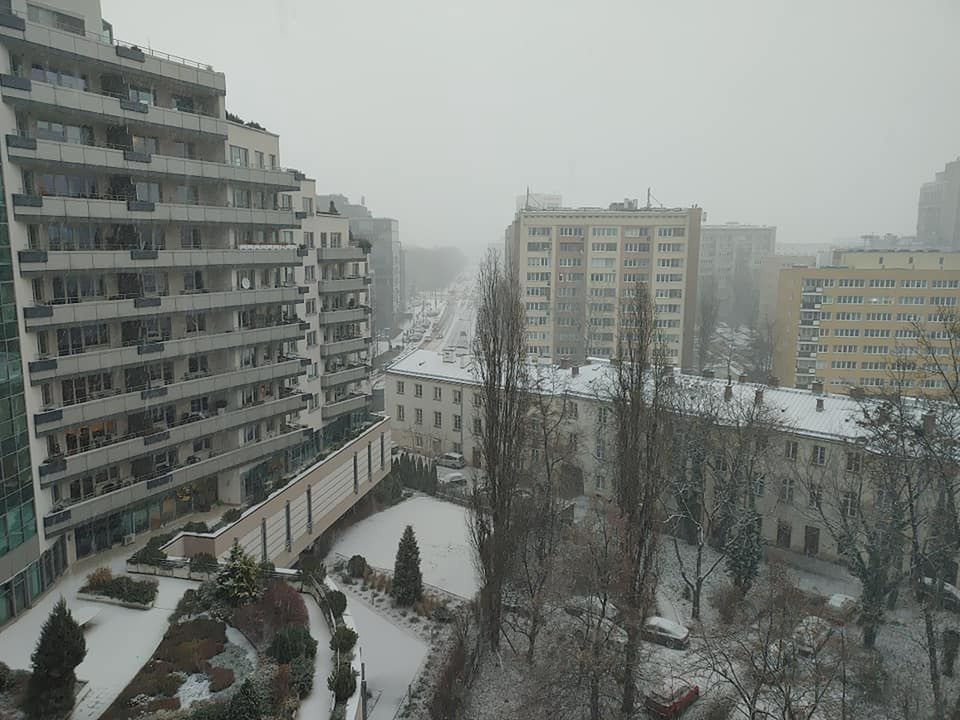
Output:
top-left (75, 592), bottom-right (153, 611)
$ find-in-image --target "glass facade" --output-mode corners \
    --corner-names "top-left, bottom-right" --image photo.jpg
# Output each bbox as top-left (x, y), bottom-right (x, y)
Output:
top-left (0, 536), bottom-right (66, 626)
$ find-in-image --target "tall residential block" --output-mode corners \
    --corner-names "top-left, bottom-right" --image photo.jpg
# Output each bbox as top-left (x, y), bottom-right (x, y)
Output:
top-left (507, 199), bottom-right (702, 366)
top-left (772, 249), bottom-right (960, 395)
top-left (698, 222), bottom-right (776, 325)
top-left (0, 0), bottom-right (385, 625)
top-left (918, 159), bottom-right (960, 250)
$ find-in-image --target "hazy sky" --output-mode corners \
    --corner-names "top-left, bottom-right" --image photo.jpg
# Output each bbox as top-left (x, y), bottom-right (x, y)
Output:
top-left (102, 0), bottom-right (959, 255)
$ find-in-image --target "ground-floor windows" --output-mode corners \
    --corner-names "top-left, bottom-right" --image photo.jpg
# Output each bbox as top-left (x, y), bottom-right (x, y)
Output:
top-left (0, 536), bottom-right (67, 627)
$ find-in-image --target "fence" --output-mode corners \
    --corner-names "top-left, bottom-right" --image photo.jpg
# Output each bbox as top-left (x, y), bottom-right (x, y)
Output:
top-left (332, 553), bottom-right (470, 605)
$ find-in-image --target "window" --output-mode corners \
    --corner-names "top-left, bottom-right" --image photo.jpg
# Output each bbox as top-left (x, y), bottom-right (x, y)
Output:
top-left (305, 299), bottom-right (317, 314)
top-left (433, 386), bottom-right (442, 401)
top-left (453, 414), bottom-right (461, 430)
top-left (414, 383), bottom-right (423, 398)
top-left (473, 393), bottom-right (481, 407)
top-left (434, 411), bottom-right (442, 428)
top-left (841, 491), bottom-right (858, 519)
top-left (230, 145), bottom-right (249, 167)
top-left (396, 381), bottom-right (405, 395)
top-left (785, 440), bottom-right (798, 461)
top-left (754, 476), bottom-right (765, 497)
top-left (28, 3), bottom-right (85, 34)
top-left (808, 483), bottom-right (822, 508)
top-left (304, 265), bottom-right (315, 282)
top-left (255, 150), bottom-right (265, 169)
top-left (473, 417), bottom-right (482, 434)
top-left (780, 477), bottom-right (795, 503)
top-left (414, 408), bottom-right (423, 425)
top-left (269, 154), bottom-right (277, 169)
top-left (304, 232), bottom-right (315, 248)
top-left (811, 445), bottom-right (826, 466)
top-left (396, 405), bottom-right (405, 421)
top-left (453, 389), bottom-right (462, 404)
top-left (846, 452), bottom-right (862, 473)
top-left (306, 331), bottom-right (317, 347)
top-left (185, 312), bottom-right (205, 333)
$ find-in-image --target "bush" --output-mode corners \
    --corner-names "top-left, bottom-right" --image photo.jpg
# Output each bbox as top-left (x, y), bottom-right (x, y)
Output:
top-left (209, 666), bottom-right (235, 692)
top-left (217, 543), bottom-right (260, 608)
top-left (329, 626), bottom-right (358, 653)
top-left (0, 660), bottom-right (9, 692)
top-left (432, 605), bottom-right (454, 624)
top-left (261, 582), bottom-right (308, 632)
top-left (267, 624), bottom-right (317, 665)
top-left (181, 521), bottom-right (209, 534)
top-left (85, 566), bottom-right (113, 590)
top-left (129, 542), bottom-right (167, 566)
top-left (327, 590), bottom-right (347, 617)
top-left (289, 655), bottom-right (314, 698)
top-left (80, 574), bottom-right (159, 605)
top-left (347, 555), bottom-right (367, 578)
top-left (190, 553), bottom-right (219, 574)
top-left (228, 678), bottom-right (263, 720)
top-left (392, 525), bottom-right (423, 606)
top-left (190, 701), bottom-right (230, 720)
top-left (710, 583), bottom-right (743, 626)
top-left (327, 662), bottom-right (357, 702)
top-left (703, 695), bottom-right (737, 720)
top-left (222, 507), bottom-right (242, 524)
top-left (270, 664), bottom-right (290, 710)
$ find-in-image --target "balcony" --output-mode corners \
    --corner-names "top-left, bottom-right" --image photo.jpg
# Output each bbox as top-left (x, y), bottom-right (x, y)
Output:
top-left (38, 393), bottom-right (307, 486)
top-left (23, 286), bottom-right (304, 329)
top-left (320, 365), bottom-right (369, 388)
top-left (318, 307), bottom-right (369, 325)
top-left (317, 276), bottom-right (368, 293)
top-left (9, 193), bottom-right (298, 227)
top-left (316, 246), bottom-right (366, 262)
top-left (322, 393), bottom-right (370, 422)
top-left (0, 76), bottom-right (229, 138)
top-left (5, 136), bottom-right (299, 190)
top-left (17, 246), bottom-right (302, 275)
top-left (27, 322), bottom-right (304, 383)
top-left (0, 11), bottom-right (225, 93)
top-left (42, 427), bottom-right (311, 535)
top-left (33, 359), bottom-right (305, 433)
top-left (318, 337), bottom-right (371, 357)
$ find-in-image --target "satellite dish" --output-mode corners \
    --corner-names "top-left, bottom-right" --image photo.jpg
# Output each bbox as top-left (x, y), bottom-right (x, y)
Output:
top-left (241, 277), bottom-right (251, 290)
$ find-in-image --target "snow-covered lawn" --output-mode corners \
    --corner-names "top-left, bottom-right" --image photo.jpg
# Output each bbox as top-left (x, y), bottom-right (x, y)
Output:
top-left (329, 495), bottom-right (479, 598)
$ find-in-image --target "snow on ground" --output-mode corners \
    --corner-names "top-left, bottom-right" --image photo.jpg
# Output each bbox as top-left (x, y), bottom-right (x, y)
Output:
top-left (329, 496), bottom-right (479, 598)
top-left (346, 591), bottom-right (429, 720)
top-left (176, 673), bottom-right (211, 708)
top-left (224, 625), bottom-right (258, 669)
top-left (299, 595), bottom-right (335, 720)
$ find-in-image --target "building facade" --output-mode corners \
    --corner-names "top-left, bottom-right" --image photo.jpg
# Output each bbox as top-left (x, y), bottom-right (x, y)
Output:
top-left (757, 254), bottom-right (816, 325)
top-left (385, 348), bottom-right (949, 567)
top-left (918, 158), bottom-right (960, 250)
top-left (506, 200), bottom-right (702, 366)
top-left (772, 249), bottom-right (960, 394)
top-left (698, 223), bottom-right (776, 326)
top-left (0, 0), bottom-right (381, 624)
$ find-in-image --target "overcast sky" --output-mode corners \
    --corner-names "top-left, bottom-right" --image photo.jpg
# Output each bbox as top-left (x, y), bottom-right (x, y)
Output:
top-left (102, 0), bottom-right (959, 256)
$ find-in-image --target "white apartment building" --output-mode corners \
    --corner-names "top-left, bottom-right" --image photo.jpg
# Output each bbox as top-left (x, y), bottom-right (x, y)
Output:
top-left (698, 222), bottom-right (776, 326)
top-left (506, 200), bottom-right (702, 367)
top-left (385, 348), bottom-right (949, 567)
top-left (0, 0), bottom-right (383, 624)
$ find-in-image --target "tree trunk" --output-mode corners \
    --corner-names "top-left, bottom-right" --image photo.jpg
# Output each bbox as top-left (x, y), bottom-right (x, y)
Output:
top-left (526, 613), bottom-right (540, 664)
top-left (693, 579), bottom-right (702, 621)
top-left (922, 602), bottom-right (946, 720)
top-left (590, 672), bottom-right (600, 720)
top-left (862, 622), bottom-right (877, 649)
top-left (621, 625), bottom-right (638, 716)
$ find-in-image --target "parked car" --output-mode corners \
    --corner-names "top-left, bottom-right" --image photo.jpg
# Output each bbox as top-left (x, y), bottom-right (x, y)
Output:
top-left (437, 452), bottom-right (466, 469)
top-left (564, 595), bottom-right (619, 622)
top-left (643, 683), bottom-right (699, 718)
top-left (793, 615), bottom-right (834, 657)
top-left (823, 593), bottom-right (858, 624)
top-left (917, 577), bottom-right (960, 612)
top-left (442, 472), bottom-right (467, 487)
top-left (641, 616), bottom-right (690, 650)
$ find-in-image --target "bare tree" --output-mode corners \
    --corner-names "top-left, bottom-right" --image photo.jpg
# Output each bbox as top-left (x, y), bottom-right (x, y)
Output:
top-left (669, 381), bottom-right (781, 619)
top-left (469, 249), bottom-right (530, 653)
top-left (604, 281), bottom-right (674, 715)
top-left (697, 277), bottom-right (720, 371)
top-left (749, 316), bottom-right (777, 381)
top-left (504, 365), bottom-right (579, 663)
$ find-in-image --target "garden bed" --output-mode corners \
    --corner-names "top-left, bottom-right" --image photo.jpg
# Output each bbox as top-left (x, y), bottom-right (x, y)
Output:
top-left (78, 568), bottom-right (158, 609)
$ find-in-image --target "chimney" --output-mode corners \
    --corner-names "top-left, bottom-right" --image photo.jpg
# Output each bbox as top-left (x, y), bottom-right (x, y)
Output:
top-left (723, 383), bottom-right (733, 402)
top-left (922, 412), bottom-right (936, 436)
top-left (738, 373), bottom-right (748, 384)
top-left (702, 369), bottom-right (715, 379)
top-left (559, 357), bottom-right (570, 370)
top-left (816, 398), bottom-right (825, 412)
top-left (754, 388), bottom-right (764, 405)
top-left (811, 381), bottom-right (824, 395)
top-left (849, 386), bottom-right (865, 401)
top-left (572, 366), bottom-right (580, 377)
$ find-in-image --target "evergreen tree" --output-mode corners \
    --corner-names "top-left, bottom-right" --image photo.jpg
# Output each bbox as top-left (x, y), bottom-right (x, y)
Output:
top-left (217, 542), bottom-right (261, 607)
top-left (25, 598), bottom-right (87, 719)
top-left (429, 462), bottom-right (439, 496)
top-left (392, 524), bottom-right (423, 606)
top-left (725, 511), bottom-right (763, 595)
top-left (228, 678), bottom-right (263, 720)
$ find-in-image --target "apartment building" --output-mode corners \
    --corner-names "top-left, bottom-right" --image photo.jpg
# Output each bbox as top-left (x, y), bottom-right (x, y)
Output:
top-left (0, 0), bottom-right (382, 625)
top-left (756, 254), bottom-right (815, 325)
top-left (698, 222), bottom-right (776, 326)
top-left (506, 199), bottom-right (702, 366)
top-left (918, 158), bottom-right (960, 250)
top-left (385, 348), bottom-right (947, 567)
top-left (772, 249), bottom-right (960, 394)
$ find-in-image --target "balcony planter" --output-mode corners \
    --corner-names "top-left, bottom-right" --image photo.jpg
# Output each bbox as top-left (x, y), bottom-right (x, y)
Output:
top-left (127, 199), bottom-right (155, 212)
top-left (130, 249), bottom-right (158, 260)
top-left (123, 149), bottom-right (152, 163)
top-left (137, 341), bottom-right (164, 354)
top-left (119, 98), bottom-right (149, 113)
top-left (134, 296), bottom-right (161, 308)
top-left (115, 45), bottom-right (146, 62)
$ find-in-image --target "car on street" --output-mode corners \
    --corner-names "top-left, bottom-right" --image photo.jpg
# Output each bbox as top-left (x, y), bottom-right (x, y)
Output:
top-left (793, 615), bottom-right (834, 657)
top-left (437, 452), bottom-right (466, 469)
top-left (918, 577), bottom-right (960, 613)
top-left (643, 683), bottom-right (699, 718)
top-left (641, 616), bottom-right (690, 650)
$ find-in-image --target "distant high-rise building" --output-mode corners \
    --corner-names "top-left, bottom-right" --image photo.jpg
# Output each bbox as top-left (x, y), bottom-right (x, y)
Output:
top-left (918, 159), bottom-right (960, 250)
top-left (507, 200), bottom-right (702, 366)
top-left (698, 223), bottom-right (776, 325)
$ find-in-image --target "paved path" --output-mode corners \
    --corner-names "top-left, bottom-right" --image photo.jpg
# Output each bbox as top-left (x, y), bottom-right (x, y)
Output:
top-left (299, 596), bottom-right (335, 720)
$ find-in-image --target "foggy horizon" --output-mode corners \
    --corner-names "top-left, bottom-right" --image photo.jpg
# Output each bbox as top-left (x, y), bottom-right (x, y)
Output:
top-left (100, 0), bottom-right (959, 253)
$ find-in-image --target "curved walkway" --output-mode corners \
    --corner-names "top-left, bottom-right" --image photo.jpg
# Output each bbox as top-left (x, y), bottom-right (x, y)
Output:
top-left (301, 594), bottom-right (335, 719)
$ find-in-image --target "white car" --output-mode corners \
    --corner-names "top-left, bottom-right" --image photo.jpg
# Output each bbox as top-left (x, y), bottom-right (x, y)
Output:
top-left (437, 452), bottom-right (466, 469)
top-left (642, 616), bottom-right (690, 649)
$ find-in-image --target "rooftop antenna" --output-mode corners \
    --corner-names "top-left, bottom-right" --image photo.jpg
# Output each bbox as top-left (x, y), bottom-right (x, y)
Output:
top-left (646, 187), bottom-right (665, 210)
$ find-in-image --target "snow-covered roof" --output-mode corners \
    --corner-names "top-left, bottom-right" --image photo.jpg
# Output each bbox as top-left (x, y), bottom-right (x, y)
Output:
top-left (386, 349), bottom-right (936, 444)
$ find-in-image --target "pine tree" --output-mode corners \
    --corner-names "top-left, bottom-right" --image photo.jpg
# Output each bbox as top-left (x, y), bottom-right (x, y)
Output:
top-left (25, 598), bottom-right (87, 719)
top-left (217, 542), bottom-right (260, 607)
top-left (228, 678), bottom-right (263, 720)
top-left (415, 457), bottom-right (425, 491)
top-left (429, 463), bottom-right (439, 496)
top-left (392, 524), bottom-right (423, 606)
top-left (725, 511), bottom-right (763, 595)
